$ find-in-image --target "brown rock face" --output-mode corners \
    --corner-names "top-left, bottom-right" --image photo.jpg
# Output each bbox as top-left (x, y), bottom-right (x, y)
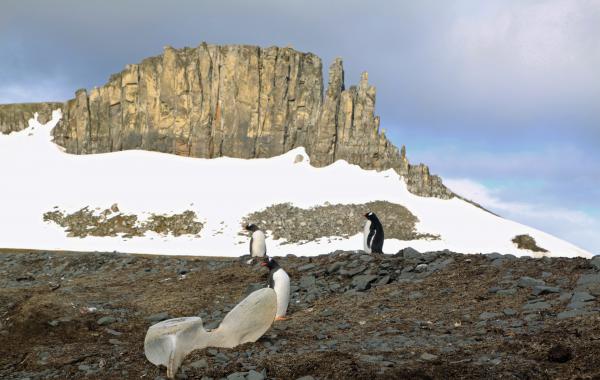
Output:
top-left (3, 43), bottom-right (452, 199)
top-left (0, 103), bottom-right (62, 134)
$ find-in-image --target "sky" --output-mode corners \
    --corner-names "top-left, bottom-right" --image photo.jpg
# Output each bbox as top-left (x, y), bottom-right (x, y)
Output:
top-left (1, 0), bottom-right (599, 253)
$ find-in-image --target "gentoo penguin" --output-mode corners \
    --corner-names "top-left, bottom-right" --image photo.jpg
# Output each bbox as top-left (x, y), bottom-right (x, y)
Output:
top-left (261, 257), bottom-right (290, 321)
top-left (245, 223), bottom-right (266, 259)
top-left (363, 212), bottom-right (384, 254)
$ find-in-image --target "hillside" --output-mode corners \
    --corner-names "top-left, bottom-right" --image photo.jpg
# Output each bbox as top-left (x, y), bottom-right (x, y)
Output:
top-left (0, 112), bottom-right (591, 258)
top-left (1, 249), bottom-right (599, 379)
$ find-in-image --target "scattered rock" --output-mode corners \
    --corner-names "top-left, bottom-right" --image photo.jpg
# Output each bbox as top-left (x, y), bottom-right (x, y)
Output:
top-left (299, 275), bottom-right (316, 289)
top-left (352, 275), bottom-right (378, 291)
top-left (97, 316), bottom-right (117, 326)
top-left (420, 353), bottom-right (438, 361)
top-left (518, 276), bottom-right (545, 288)
top-left (479, 312), bottom-right (502, 320)
top-left (532, 285), bottom-right (561, 295)
top-left (145, 312), bottom-right (170, 323)
top-left (589, 256), bottom-right (600, 271)
top-left (189, 359), bottom-right (208, 369)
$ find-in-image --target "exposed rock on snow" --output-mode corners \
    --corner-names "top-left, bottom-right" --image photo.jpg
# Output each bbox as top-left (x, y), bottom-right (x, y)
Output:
top-left (43, 207), bottom-right (203, 238)
top-left (242, 201), bottom-right (439, 244)
top-left (512, 234), bottom-right (548, 253)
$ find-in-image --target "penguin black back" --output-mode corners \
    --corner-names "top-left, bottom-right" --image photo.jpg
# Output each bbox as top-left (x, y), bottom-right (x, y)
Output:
top-left (365, 212), bottom-right (384, 253)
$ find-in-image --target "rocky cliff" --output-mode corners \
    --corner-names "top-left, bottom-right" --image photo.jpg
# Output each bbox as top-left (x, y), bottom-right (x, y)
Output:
top-left (0, 102), bottom-right (62, 134)
top-left (0, 43), bottom-right (452, 199)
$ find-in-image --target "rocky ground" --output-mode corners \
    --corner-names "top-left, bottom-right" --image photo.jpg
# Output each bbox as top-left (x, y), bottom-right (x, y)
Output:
top-left (1, 248), bottom-right (599, 380)
top-left (243, 201), bottom-right (438, 243)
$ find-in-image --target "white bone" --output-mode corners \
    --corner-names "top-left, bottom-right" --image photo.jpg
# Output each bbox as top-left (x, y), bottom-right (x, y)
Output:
top-left (144, 288), bottom-right (277, 378)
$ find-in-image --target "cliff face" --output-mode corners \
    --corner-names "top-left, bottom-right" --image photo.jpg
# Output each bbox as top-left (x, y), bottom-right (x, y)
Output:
top-left (0, 103), bottom-right (62, 134)
top-left (1, 43), bottom-right (452, 199)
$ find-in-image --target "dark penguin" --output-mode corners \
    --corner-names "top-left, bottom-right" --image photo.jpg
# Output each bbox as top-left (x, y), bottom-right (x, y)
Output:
top-left (245, 223), bottom-right (266, 259)
top-left (363, 212), bottom-right (384, 254)
top-left (261, 257), bottom-right (290, 320)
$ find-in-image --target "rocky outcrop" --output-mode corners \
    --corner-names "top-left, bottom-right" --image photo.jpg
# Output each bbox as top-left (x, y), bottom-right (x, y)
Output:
top-left (2, 43), bottom-right (452, 199)
top-left (0, 103), bottom-right (62, 134)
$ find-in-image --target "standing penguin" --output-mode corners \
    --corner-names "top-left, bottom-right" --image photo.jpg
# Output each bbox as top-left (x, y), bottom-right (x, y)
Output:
top-left (261, 257), bottom-right (290, 321)
top-left (245, 224), bottom-right (266, 259)
top-left (363, 212), bottom-right (384, 254)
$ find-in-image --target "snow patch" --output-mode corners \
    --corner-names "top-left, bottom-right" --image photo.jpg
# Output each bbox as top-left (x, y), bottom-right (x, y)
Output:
top-left (0, 111), bottom-right (592, 258)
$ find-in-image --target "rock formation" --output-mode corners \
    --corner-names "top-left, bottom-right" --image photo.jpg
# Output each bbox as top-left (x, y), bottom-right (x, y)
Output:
top-left (0, 102), bottom-right (62, 134)
top-left (0, 43), bottom-right (452, 199)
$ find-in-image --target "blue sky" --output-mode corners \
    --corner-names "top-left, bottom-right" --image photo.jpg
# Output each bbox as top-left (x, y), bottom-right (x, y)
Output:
top-left (1, 0), bottom-right (599, 253)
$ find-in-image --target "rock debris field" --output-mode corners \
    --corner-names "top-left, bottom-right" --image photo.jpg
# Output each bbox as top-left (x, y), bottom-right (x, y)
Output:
top-left (1, 249), bottom-right (599, 379)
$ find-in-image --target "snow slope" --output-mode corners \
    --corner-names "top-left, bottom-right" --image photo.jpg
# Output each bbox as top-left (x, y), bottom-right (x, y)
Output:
top-left (0, 111), bottom-right (592, 258)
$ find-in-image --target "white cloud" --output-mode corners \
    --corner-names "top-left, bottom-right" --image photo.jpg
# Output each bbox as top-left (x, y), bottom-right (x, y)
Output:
top-left (446, 177), bottom-right (600, 253)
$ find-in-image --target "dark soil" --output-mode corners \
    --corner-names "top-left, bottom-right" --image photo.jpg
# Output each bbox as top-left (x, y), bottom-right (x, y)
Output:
top-left (1, 249), bottom-right (599, 380)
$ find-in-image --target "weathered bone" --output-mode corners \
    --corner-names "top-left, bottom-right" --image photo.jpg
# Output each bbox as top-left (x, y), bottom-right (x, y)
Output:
top-left (144, 288), bottom-right (277, 378)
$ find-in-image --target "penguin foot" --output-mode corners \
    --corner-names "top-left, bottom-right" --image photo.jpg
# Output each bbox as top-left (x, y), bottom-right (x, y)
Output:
top-left (274, 316), bottom-right (289, 321)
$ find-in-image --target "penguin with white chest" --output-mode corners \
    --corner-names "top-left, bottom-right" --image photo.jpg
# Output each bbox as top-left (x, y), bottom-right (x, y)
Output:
top-left (363, 212), bottom-right (384, 254)
top-left (245, 224), bottom-right (266, 259)
top-left (261, 257), bottom-right (290, 321)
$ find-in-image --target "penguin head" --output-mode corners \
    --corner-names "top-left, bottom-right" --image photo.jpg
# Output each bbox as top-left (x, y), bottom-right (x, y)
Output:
top-left (260, 256), bottom-right (279, 270)
top-left (364, 212), bottom-right (381, 223)
top-left (245, 223), bottom-right (259, 232)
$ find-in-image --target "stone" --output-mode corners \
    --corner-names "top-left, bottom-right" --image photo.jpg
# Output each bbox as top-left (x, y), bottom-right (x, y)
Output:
top-left (571, 292), bottom-right (596, 303)
top-left (145, 312), bottom-right (170, 323)
top-left (408, 291), bottom-right (424, 300)
top-left (343, 265), bottom-right (367, 277)
top-left (226, 373), bottom-right (246, 380)
top-left (479, 312), bottom-right (502, 320)
top-left (97, 316), bottom-right (117, 326)
top-left (352, 275), bottom-right (378, 291)
top-left (567, 292), bottom-right (596, 309)
top-left (577, 273), bottom-right (600, 287)
top-left (326, 262), bottom-right (343, 274)
top-left (557, 309), bottom-right (590, 319)
top-left (589, 256), bottom-right (600, 271)
top-left (522, 300), bottom-right (551, 312)
top-left (246, 370), bottom-right (266, 380)
top-left (374, 275), bottom-right (391, 286)
top-left (299, 275), bottom-right (316, 289)
top-left (414, 264), bottom-right (428, 273)
top-left (419, 353), bottom-right (438, 361)
top-left (503, 308), bottom-right (517, 316)
top-left (399, 247), bottom-right (421, 260)
top-left (517, 276), bottom-right (545, 288)
top-left (296, 377), bottom-right (316, 380)
top-left (189, 359), bottom-right (208, 369)
top-left (297, 263), bottom-right (316, 272)
top-left (532, 286), bottom-right (561, 296)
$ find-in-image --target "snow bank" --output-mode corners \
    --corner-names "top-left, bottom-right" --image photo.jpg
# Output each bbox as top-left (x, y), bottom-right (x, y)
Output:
top-left (0, 111), bottom-right (591, 258)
